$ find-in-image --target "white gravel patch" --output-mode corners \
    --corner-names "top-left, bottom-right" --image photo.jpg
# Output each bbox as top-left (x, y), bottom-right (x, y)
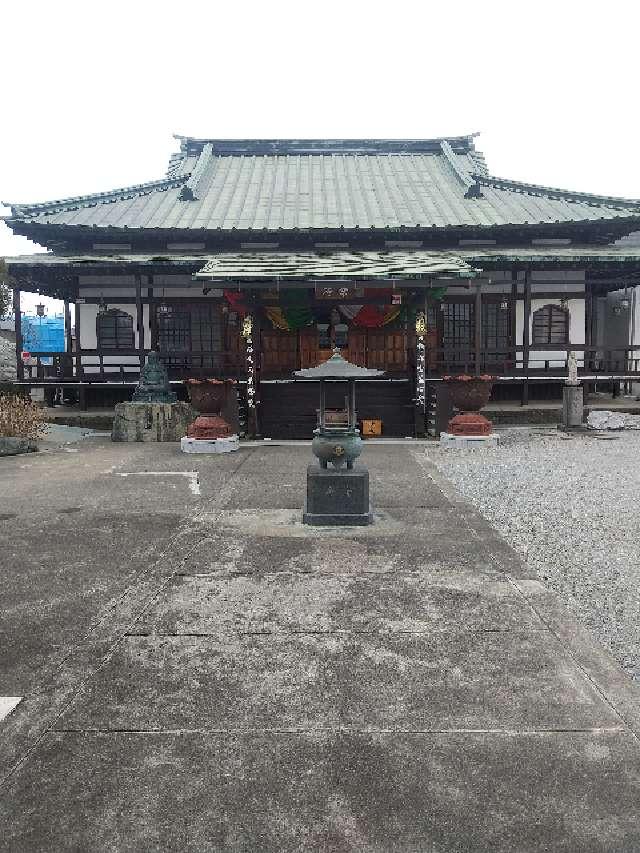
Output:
top-left (427, 429), bottom-right (640, 681)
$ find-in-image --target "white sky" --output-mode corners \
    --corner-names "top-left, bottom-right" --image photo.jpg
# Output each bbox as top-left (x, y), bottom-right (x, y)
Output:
top-left (2, 0), bottom-right (640, 312)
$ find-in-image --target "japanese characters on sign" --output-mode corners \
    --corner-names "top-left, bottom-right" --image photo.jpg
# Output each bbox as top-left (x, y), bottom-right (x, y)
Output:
top-left (314, 285), bottom-right (364, 300)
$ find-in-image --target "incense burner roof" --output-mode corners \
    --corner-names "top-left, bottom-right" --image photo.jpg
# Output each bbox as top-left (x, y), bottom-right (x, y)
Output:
top-left (295, 350), bottom-right (384, 379)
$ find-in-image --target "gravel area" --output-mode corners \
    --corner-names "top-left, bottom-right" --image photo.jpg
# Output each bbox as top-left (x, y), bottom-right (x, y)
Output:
top-left (428, 429), bottom-right (640, 682)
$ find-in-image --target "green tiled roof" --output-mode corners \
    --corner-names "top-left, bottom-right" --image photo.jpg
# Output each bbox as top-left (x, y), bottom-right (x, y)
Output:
top-left (5, 136), bottom-right (640, 234)
top-left (195, 250), bottom-right (478, 280)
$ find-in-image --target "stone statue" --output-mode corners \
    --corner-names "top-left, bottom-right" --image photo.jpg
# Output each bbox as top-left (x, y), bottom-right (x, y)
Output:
top-left (132, 351), bottom-right (177, 403)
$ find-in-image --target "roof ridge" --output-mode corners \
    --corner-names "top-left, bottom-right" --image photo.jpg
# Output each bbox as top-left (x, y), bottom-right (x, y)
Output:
top-left (172, 135), bottom-right (481, 157)
top-left (474, 173), bottom-right (640, 209)
top-left (4, 174), bottom-right (190, 218)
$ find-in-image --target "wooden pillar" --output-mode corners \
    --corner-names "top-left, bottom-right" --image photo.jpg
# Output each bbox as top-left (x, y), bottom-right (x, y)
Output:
top-left (246, 293), bottom-right (261, 438)
top-left (584, 281), bottom-right (597, 399)
top-left (414, 294), bottom-right (427, 437)
top-left (13, 287), bottom-right (24, 381)
top-left (63, 299), bottom-right (73, 353)
top-left (474, 279), bottom-right (482, 375)
top-left (585, 283), bottom-right (594, 370)
top-left (74, 277), bottom-right (83, 382)
top-left (147, 276), bottom-right (157, 351)
top-left (135, 273), bottom-right (144, 372)
top-left (510, 270), bottom-right (518, 369)
top-left (521, 270), bottom-right (531, 406)
top-left (63, 299), bottom-right (73, 378)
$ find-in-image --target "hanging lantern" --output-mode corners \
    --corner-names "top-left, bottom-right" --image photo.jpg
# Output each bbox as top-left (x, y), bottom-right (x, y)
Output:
top-left (415, 312), bottom-right (426, 336)
top-left (499, 299), bottom-right (509, 312)
top-left (316, 323), bottom-right (330, 349)
top-left (620, 297), bottom-right (630, 311)
top-left (36, 303), bottom-right (46, 317)
top-left (242, 315), bottom-right (253, 339)
top-left (157, 287), bottom-right (172, 316)
top-left (334, 323), bottom-right (348, 349)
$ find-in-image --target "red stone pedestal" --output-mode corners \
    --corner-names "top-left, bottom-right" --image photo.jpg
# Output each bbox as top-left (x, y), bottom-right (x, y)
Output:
top-left (448, 412), bottom-right (493, 436)
top-left (187, 415), bottom-right (233, 440)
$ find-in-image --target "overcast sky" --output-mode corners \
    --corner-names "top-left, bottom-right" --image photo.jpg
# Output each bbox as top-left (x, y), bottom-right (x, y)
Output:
top-left (2, 0), bottom-right (639, 310)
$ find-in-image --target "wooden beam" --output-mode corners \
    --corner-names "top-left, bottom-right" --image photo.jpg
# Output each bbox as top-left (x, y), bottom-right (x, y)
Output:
top-left (13, 287), bottom-right (24, 381)
top-left (521, 271), bottom-right (531, 405)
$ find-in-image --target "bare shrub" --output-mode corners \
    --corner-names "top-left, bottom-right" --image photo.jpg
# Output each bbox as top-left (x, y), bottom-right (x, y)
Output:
top-left (0, 393), bottom-right (47, 439)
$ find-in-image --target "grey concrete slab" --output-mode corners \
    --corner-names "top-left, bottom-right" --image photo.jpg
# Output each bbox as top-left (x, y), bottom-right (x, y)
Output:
top-left (179, 531), bottom-right (503, 577)
top-left (0, 512), bottom-right (182, 694)
top-left (4, 440), bottom-right (640, 851)
top-left (3, 730), bottom-right (640, 852)
top-left (0, 437), bottom-right (251, 516)
top-left (136, 572), bottom-right (543, 634)
top-left (221, 472), bottom-right (305, 509)
top-left (58, 632), bottom-right (619, 732)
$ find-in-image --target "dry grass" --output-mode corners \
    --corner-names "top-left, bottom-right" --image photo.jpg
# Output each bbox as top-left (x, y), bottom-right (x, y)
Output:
top-left (0, 393), bottom-right (47, 439)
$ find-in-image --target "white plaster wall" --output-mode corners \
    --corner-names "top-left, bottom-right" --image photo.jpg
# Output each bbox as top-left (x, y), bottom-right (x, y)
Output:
top-left (515, 299), bottom-right (585, 369)
top-left (79, 302), bottom-right (139, 374)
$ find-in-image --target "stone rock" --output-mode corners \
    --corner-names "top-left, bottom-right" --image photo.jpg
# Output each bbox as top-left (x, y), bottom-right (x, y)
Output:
top-left (587, 410), bottom-right (640, 431)
top-left (111, 402), bottom-right (195, 443)
top-left (562, 383), bottom-right (584, 428)
top-left (0, 436), bottom-right (38, 456)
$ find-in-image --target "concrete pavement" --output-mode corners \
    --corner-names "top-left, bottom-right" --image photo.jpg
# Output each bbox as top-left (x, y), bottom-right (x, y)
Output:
top-left (1, 439), bottom-right (640, 851)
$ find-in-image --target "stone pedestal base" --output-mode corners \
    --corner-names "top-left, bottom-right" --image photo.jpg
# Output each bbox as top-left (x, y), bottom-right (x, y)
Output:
top-left (562, 383), bottom-right (584, 430)
top-left (111, 402), bottom-right (195, 443)
top-left (303, 464), bottom-right (372, 526)
top-left (440, 432), bottom-right (500, 450)
top-left (180, 435), bottom-right (240, 454)
top-left (187, 415), bottom-right (233, 440)
top-left (448, 412), bottom-right (493, 436)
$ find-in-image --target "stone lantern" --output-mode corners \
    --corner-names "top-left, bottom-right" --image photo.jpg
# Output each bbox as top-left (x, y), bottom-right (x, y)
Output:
top-left (295, 348), bottom-right (383, 526)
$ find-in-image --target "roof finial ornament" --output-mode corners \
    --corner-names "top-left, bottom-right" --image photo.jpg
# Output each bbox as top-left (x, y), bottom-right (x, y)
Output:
top-left (464, 182), bottom-right (483, 199)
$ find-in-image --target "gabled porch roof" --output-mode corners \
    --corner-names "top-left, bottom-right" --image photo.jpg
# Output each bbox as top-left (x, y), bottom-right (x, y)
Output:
top-left (194, 250), bottom-right (478, 281)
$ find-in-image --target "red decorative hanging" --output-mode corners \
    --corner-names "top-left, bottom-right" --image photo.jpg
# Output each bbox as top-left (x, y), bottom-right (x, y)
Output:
top-left (351, 305), bottom-right (386, 328)
top-left (224, 290), bottom-right (248, 317)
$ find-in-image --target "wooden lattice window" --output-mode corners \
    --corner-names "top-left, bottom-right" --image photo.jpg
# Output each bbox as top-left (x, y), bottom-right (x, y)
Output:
top-left (96, 309), bottom-right (134, 350)
top-left (532, 304), bottom-right (569, 345)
